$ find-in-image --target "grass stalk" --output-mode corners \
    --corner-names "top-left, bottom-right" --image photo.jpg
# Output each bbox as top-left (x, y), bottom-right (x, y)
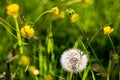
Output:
top-left (91, 70), bottom-right (96, 80)
top-left (0, 22), bottom-right (17, 38)
top-left (107, 53), bottom-right (112, 80)
top-left (32, 10), bottom-right (51, 28)
top-left (82, 65), bottom-right (90, 80)
top-left (14, 17), bottom-right (23, 54)
top-left (108, 35), bottom-right (116, 53)
top-left (35, 75), bottom-right (39, 80)
top-left (119, 72), bottom-right (120, 80)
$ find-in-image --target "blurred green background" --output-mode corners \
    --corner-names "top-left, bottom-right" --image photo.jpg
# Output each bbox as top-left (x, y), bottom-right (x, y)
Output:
top-left (0, 0), bottom-right (120, 80)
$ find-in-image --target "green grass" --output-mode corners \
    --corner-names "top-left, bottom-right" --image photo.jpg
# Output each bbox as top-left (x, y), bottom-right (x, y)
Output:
top-left (0, 0), bottom-right (120, 80)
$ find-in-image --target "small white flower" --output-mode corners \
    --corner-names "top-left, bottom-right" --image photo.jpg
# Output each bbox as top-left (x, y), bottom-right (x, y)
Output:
top-left (33, 70), bottom-right (39, 75)
top-left (60, 49), bottom-right (88, 73)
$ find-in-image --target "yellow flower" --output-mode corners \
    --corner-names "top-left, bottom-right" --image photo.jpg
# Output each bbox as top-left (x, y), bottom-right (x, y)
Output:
top-left (51, 7), bottom-right (59, 15)
top-left (59, 11), bottom-right (65, 19)
top-left (6, 3), bottom-right (19, 17)
top-left (28, 66), bottom-right (39, 75)
top-left (21, 26), bottom-right (34, 38)
top-left (71, 13), bottom-right (79, 22)
top-left (19, 55), bottom-right (30, 66)
top-left (103, 26), bottom-right (114, 35)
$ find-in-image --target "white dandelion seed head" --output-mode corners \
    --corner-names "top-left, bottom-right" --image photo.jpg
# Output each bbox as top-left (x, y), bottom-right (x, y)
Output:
top-left (60, 49), bottom-right (88, 73)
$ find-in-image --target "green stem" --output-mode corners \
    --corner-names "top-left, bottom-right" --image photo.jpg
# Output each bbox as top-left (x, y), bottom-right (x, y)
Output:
top-left (107, 54), bottom-right (112, 80)
top-left (14, 17), bottom-right (23, 54)
top-left (53, 72), bottom-right (65, 80)
top-left (78, 37), bottom-right (89, 56)
top-left (88, 29), bottom-right (101, 45)
top-left (119, 72), bottom-right (120, 80)
top-left (70, 72), bottom-right (73, 80)
top-left (91, 70), bottom-right (96, 80)
top-left (35, 75), bottom-right (39, 80)
top-left (108, 35), bottom-right (115, 53)
top-left (7, 55), bottom-right (19, 62)
top-left (0, 22), bottom-right (17, 38)
top-left (32, 10), bottom-right (51, 27)
top-left (88, 43), bottom-right (103, 66)
top-left (0, 17), bottom-right (16, 31)
top-left (82, 65), bottom-right (90, 80)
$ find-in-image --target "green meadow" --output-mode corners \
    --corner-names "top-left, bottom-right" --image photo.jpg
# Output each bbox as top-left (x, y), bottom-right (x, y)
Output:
top-left (0, 0), bottom-right (120, 80)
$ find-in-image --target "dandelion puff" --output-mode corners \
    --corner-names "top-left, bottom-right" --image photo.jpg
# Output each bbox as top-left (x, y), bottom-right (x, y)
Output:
top-left (60, 49), bottom-right (88, 73)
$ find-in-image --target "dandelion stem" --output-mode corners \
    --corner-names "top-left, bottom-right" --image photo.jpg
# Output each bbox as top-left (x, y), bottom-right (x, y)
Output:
top-left (14, 17), bottom-right (23, 54)
top-left (70, 72), bottom-right (73, 80)
top-left (32, 10), bottom-right (51, 28)
top-left (35, 75), bottom-right (39, 80)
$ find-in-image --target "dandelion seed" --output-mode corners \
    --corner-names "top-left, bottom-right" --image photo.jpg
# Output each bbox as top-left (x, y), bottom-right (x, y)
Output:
top-left (21, 25), bottom-right (35, 38)
top-left (60, 49), bottom-right (88, 73)
top-left (51, 7), bottom-right (59, 15)
top-left (103, 26), bottom-right (114, 35)
top-left (6, 3), bottom-right (19, 17)
top-left (71, 13), bottom-right (79, 22)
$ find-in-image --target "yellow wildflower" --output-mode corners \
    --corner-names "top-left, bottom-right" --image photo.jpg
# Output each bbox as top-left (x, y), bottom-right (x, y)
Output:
top-left (59, 11), bottom-right (65, 19)
top-left (28, 66), bottom-right (39, 75)
top-left (71, 13), bottom-right (79, 22)
top-left (103, 26), bottom-right (114, 35)
top-left (21, 25), bottom-right (34, 38)
top-left (19, 55), bottom-right (30, 66)
top-left (51, 7), bottom-right (59, 15)
top-left (6, 3), bottom-right (19, 17)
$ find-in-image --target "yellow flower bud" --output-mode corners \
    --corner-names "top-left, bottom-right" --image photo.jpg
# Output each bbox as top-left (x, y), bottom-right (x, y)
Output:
top-left (71, 13), bottom-right (79, 22)
top-left (21, 26), bottom-right (34, 38)
top-left (103, 26), bottom-right (114, 35)
top-left (51, 7), bottom-right (59, 15)
top-left (6, 3), bottom-right (19, 17)
top-left (19, 55), bottom-right (30, 66)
